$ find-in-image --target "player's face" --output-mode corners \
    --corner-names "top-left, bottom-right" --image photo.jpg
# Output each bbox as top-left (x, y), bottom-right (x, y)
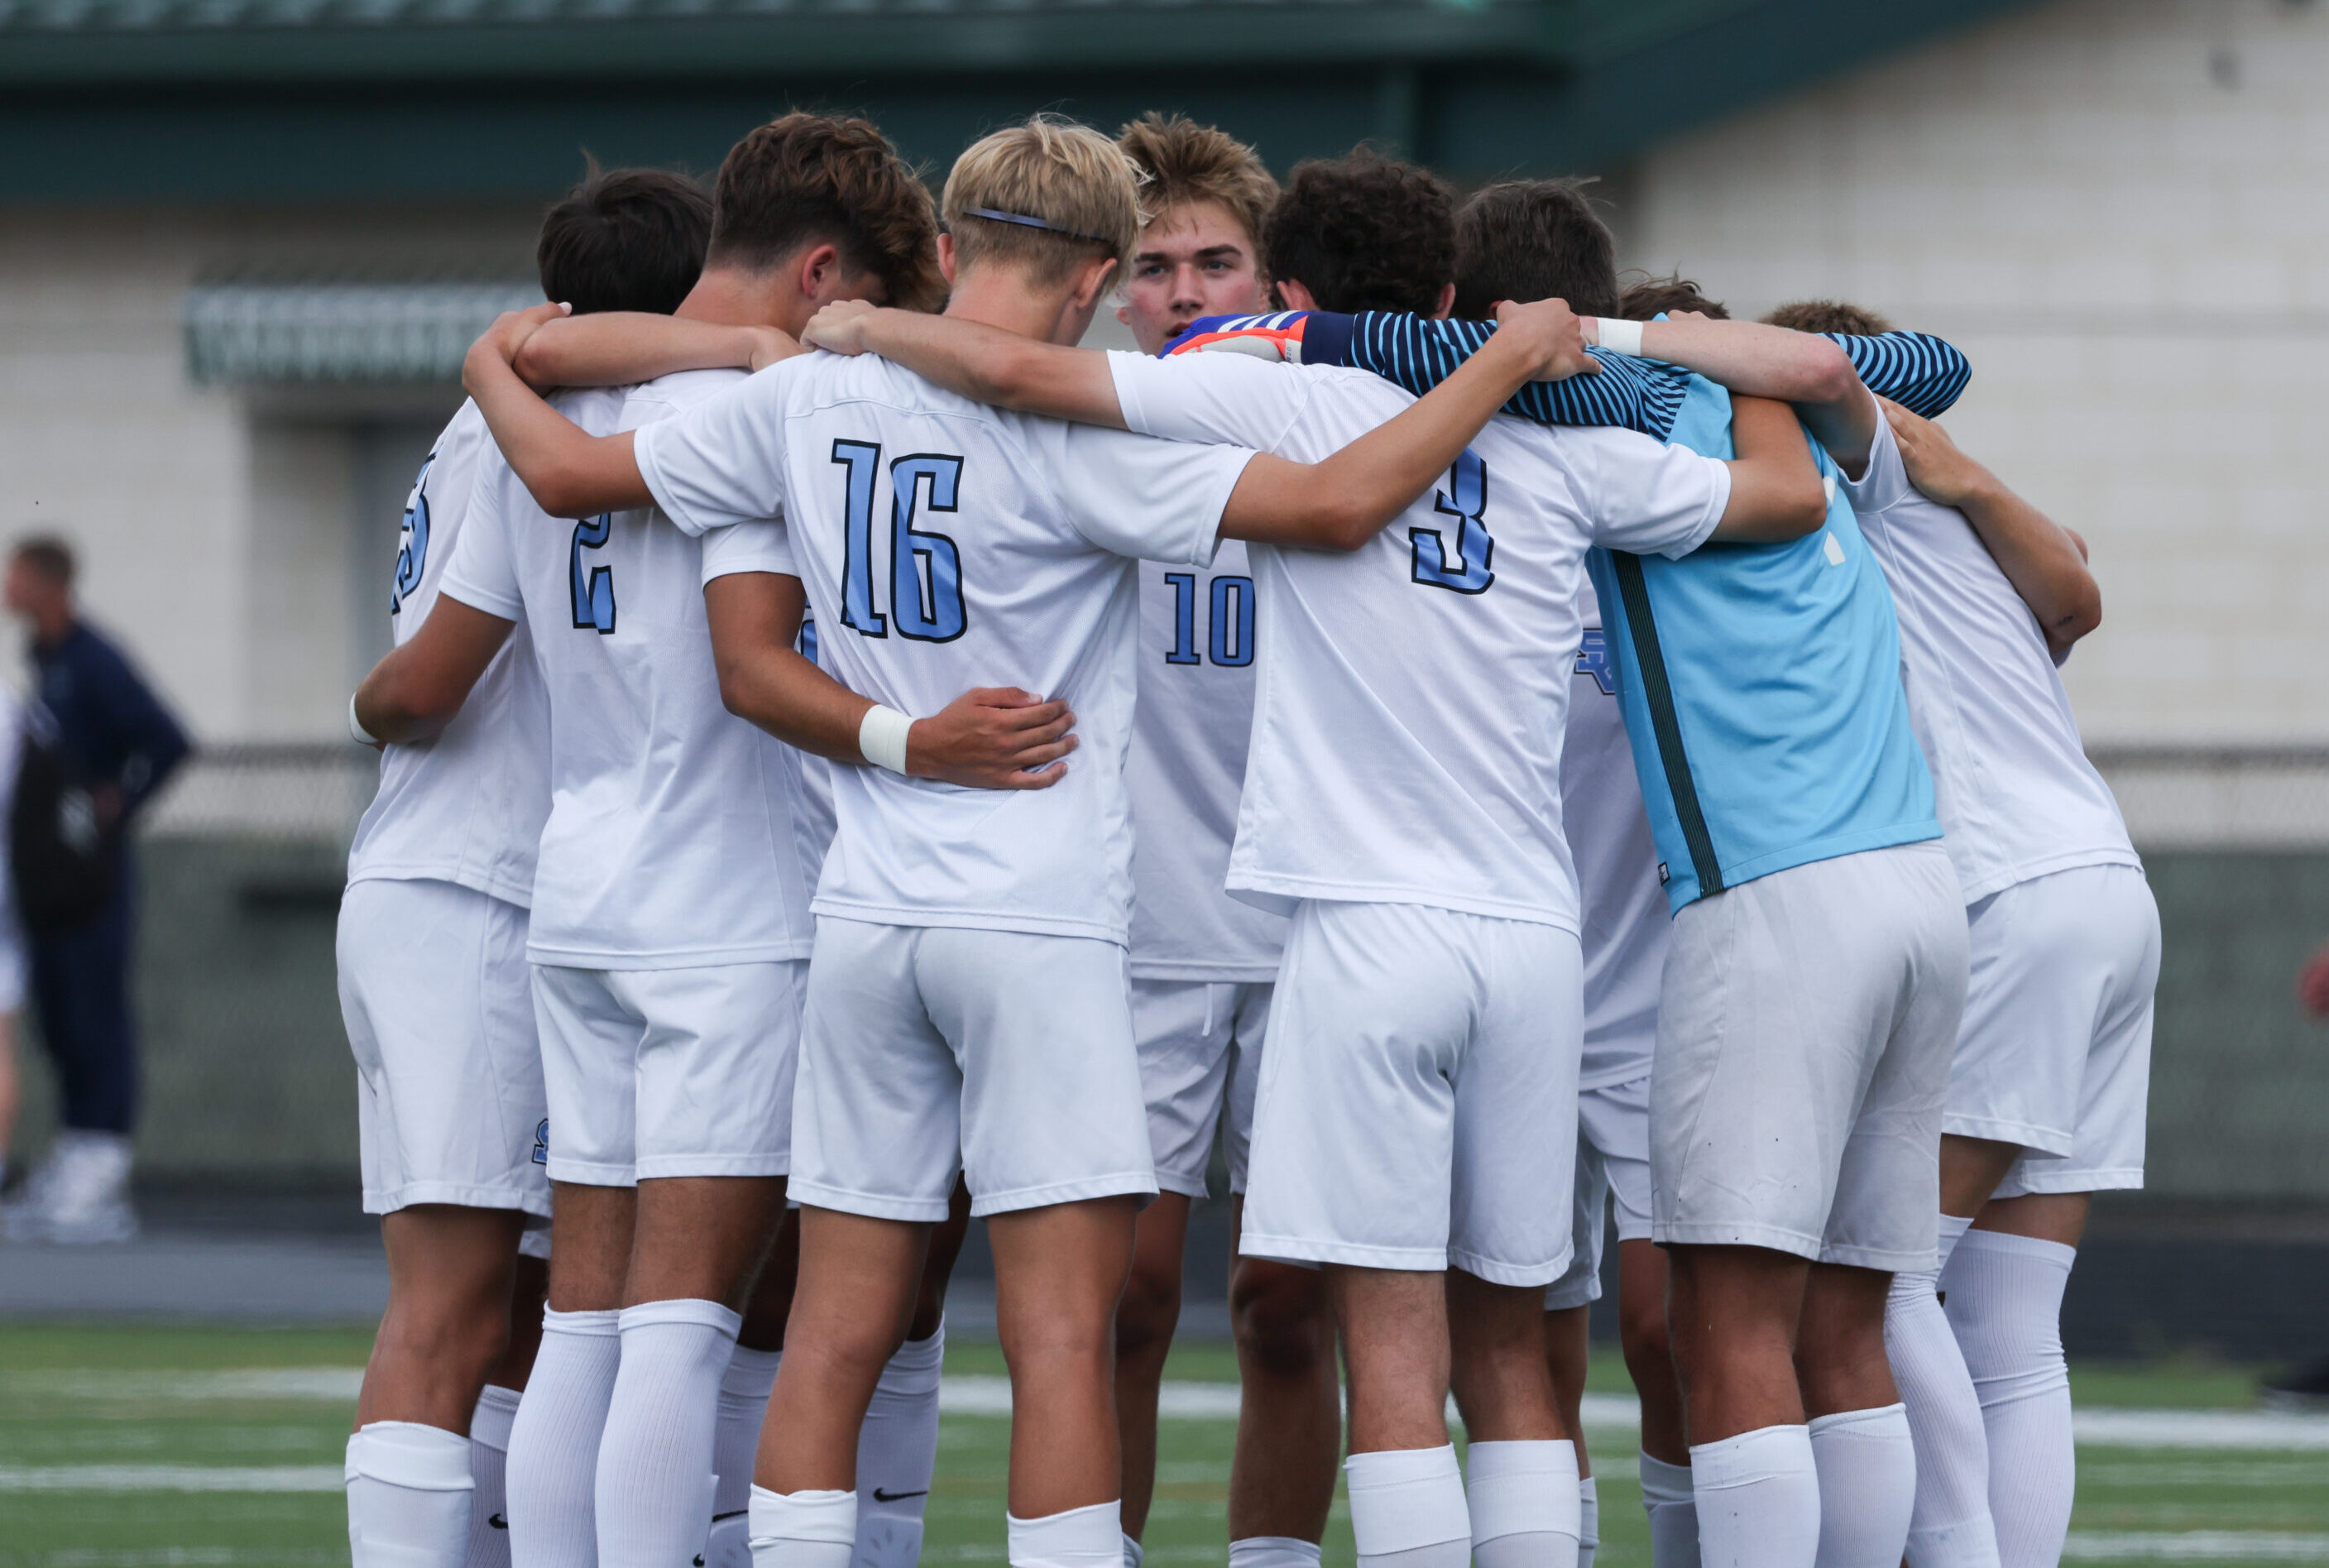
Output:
top-left (1117, 200), bottom-right (1268, 355)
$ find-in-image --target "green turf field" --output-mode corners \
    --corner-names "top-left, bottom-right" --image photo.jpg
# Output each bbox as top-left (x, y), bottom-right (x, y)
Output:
top-left (1, 1325), bottom-right (2322, 1567)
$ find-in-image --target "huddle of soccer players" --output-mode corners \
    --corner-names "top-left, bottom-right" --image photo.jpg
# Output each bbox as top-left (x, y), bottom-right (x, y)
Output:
top-left (332, 101), bottom-right (2156, 1568)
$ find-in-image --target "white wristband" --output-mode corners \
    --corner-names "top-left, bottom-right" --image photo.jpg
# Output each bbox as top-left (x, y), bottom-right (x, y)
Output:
top-left (858, 704), bottom-right (913, 774)
top-left (1593, 317), bottom-right (1645, 357)
top-left (347, 693), bottom-right (381, 746)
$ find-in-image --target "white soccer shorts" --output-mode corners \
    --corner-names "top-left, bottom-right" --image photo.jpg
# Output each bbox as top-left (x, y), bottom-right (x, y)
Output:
top-left (1241, 900), bottom-right (1582, 1287)
top-left (789, 918), bottom-right (1157, 1222)
top-left (1131, 978), bottom-right (1273, 1200)
top-left (530, 959), bottom-right (803, 1186)
top-left (1948, 862), bottom-right (2161, 1198)
top-left (1544, 1071), bottom-right (1653, 1311)
top-left (337, 877), bottom-right (550, 1218)
top-left (1651, 842), bottom-right (1967, 1272)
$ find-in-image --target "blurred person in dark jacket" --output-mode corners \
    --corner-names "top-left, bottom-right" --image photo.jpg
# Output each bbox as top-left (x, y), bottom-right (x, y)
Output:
top-left (0, 535), bottom-right (189, 1243)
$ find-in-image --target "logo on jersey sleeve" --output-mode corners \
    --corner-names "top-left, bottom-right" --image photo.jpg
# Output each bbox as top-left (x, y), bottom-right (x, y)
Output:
top-left (1575, 630), bottom-right (1617, 696)
top-left (390, 452), bottom-right (436, 615)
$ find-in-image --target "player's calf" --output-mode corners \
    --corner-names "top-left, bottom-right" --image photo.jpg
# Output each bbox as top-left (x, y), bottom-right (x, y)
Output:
top-left (1797, 1264), bottom-right (1915, 1568)
top-left (1224, 1249), bottom-right (1338, 1552)
top-left (1113, 1191), bottom-right (1191, 1545)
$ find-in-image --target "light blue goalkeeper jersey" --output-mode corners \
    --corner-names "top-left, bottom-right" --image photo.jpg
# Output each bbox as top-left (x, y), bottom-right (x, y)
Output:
top-left (1169, 312), bottom-right (1967, 909)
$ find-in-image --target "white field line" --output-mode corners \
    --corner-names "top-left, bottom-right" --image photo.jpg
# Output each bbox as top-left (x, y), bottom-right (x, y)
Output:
top-left (2063, 1534), bottom-right (2329, 1561)
top-left (0, 1465), bottom-right (345, 1493)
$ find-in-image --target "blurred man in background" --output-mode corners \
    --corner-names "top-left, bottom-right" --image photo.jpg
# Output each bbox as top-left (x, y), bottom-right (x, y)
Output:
top-left (0, 535), bottom-right (189, 1243)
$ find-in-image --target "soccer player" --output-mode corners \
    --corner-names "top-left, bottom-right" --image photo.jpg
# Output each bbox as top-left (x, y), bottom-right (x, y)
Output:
top-left (352, 113), bottom-right (959, 1568)
top-left (333, 165), bottom-right (713, 1568)
top-left (458, 113), bottom-right (1594, 1568)
top-left (1767, 300), bottom-right (2154, 1568)
top-left (803, 249), bottom-right (1833, 1568)
top-left (1105, 113), bottom-right (1339, 1568)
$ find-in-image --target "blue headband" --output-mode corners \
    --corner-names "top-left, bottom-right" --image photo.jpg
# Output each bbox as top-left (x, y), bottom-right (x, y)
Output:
top-left (962, 206), bottom-right (1114, 247)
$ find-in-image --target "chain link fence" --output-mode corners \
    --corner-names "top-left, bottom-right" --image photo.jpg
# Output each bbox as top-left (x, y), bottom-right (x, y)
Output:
top-left (14, 742), bottom-right (2329, 1201)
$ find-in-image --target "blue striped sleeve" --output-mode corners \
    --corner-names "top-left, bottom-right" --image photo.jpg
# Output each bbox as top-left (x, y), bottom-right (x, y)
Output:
top-left (1830, 331), bottom-right (1971, 417)
top-left (1342, 313), bottom-right (1686, 439)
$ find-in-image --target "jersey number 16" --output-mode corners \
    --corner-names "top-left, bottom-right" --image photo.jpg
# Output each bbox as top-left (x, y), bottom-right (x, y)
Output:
top-left (831, 440), bottom-right (968, 644)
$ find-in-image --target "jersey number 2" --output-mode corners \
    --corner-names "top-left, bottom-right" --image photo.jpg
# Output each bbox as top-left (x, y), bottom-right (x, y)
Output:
top-left (832, 441), bottom-right (967, 643)
top-left (570, 514), bottom-right (616, 634)
top-left (1411, 449), bottom-right (1495, 594)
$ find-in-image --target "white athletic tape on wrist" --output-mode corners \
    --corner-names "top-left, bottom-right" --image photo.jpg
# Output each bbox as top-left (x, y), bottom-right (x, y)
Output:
top-left (1593, 317), bottom-right (1644, 357)
top-left (859, 704), bottom-right (914, 774)
top-left (347, 693), bottom-right (380, 746)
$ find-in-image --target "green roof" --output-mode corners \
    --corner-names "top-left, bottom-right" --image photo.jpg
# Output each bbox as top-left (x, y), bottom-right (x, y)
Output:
top-left (0, 0), bottom-right (2039, 199)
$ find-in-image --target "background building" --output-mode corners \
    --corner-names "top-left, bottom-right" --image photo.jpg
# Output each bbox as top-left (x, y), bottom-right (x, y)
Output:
top-left (2, 0), bottom-right (2323, 1352)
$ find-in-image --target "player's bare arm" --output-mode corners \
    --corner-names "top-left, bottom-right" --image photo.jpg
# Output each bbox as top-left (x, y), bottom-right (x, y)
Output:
top-left (1708, 394), bottom-right (1833, 543)
top-left (1882, 396), bottom-right (2101, 651)
top-left (702, 572), bottom-right (1080, 791)
top-left (807, 300), bottom-right (1129, 427)
top-left (1592, 312), bottom-right (1880, 477)
top-left (462, 304), bottom-right (654, 517)
top-left (351, 596), bottom-right (515, 745)
top-left (1219, 298), bottom-right (1596, 549)
top-left (512, 312), bottom-right (800, 389)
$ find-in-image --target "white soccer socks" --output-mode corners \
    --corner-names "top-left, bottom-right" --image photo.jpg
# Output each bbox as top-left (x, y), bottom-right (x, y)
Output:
top-left (466, 1384), bottom-right (523, 1568)
top-left (750, 1485), bottom-right (856, 1568)
top-left (1638, 1453), bottom-right (1701, 1568)
top-left (1465, 1440), bottom-right (1581, 1568)
top-left (1346, 1446), bottom-right (1471, 1568)
top-left (596, 1297), bottom-right (742, 1568)
top-left (506, 1307), bottom-right (621, 1568)
top-left (1690, 1425), bottom-right (1820, 1568)
top-left (1008, 1499), bottom-right (1129, 1568)
top-left (1886, 1216), bottom-right (2000, 1568)
top-left (1943, 1231), bottom-right (2077, 1568)
top-left (1577, 1475), bottom-right (1601, 1568)
top-left (1120, 1536), bottom-right (1143, 1568)
top-left (1807, 1406), bottom-right (1915, 1568)
top-left (711, 1346), bottom-right (784, 1568)
top-left (1228, 1537), bottom-right (1324, 1568)
top-left (347, 1420), bottom-right (476, 1568)
top-left (857, 1321), bottom-right (946, 1568)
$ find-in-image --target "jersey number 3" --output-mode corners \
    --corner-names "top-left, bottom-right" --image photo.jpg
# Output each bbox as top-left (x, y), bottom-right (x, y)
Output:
top-left (832, 440), bottom-right (968, 643)
top-left (1411, 449), bottom-right (1495, 595)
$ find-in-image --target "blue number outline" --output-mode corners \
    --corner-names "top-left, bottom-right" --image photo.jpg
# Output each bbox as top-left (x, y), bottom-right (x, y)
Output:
top-left (1162, 573), bottom-right (1201, 665)
top-left (831, 439), bottom-right (888, 637)
top-left (886, 453), bottom-right (968, 644)
top-left (569, 513), bottom-right (617, 634)
top-left (390, 452), bottom-right (435, 616)
top-left (1209, 575), bottom-right (1255, 667)
top-left (1410, 449), bottom-right (1496, 595)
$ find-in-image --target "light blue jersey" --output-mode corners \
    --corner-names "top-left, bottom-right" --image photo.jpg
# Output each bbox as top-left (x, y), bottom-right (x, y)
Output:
top-left (1586, 373), bottom-right (1938, 909)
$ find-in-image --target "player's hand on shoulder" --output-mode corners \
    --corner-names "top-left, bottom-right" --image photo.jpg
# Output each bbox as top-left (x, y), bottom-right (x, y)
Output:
top-left (747, 327), bottom-right (805, 373)
top-left (465, 301), bottom-right (572, 385)
top-left (803, 300), bottom-right (881, 357)
top-left (1881, 396), bottom-right (1988, 507)
top-left (1493, 297), bottom-right (1598, 382)
top-left (908, 688), bottom-right (1079, 791)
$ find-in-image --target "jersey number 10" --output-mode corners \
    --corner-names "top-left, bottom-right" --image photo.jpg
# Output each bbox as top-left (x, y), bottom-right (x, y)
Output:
top-left (831, 440), bottom-right (968, 644)
top-left (1162, 573), bottom-right (1255, 668)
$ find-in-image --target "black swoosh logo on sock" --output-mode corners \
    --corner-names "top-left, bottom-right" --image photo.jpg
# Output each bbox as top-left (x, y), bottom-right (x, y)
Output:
top-left (870, 1488), bottom-right (928, 1503)
top-left (711, 1510), bottom-right (750, 1522)
top-left (487, 1515), bottom-right (508, 1531)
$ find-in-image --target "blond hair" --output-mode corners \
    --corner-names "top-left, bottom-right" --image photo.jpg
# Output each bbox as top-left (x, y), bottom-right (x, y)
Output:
top-left (942, 115), bottom-right (1144, 285)
top-left (1116, 113), bottom-right (1277, 256)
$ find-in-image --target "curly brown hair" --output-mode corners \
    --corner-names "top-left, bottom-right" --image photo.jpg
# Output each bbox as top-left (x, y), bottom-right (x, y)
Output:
top-left (1762, 299), bottom-right (1891, 334)
top-left (1618, 273), bottom-right (1730, 321)
top-left (1117, 113), bottom-right (1277, 252)
top-left (1263, 148), bottom-right (1453, 314)
top-left (708, 112), bottom-right (945, 313)
top-left (1452, 179), bottom-right (1618, 319)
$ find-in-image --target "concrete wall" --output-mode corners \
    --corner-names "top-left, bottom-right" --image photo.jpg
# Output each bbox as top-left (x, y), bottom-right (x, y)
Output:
top-left (1619, 0), bottom-right (2329, 746)
top-left (0, 205), bottom-right (523, 741)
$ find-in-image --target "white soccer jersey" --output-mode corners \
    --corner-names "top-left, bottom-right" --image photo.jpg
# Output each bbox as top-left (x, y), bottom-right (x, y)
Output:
top-left (440, 371), bottom-right (815, 969)
top-left (1564, 578), bottom-right (1667, 1091)
top-left (1843, 415), bottom-right (2139, 903)
top-left (347, 400), bottom-right (551, 907)
top-left (1108, 351), bottom-right (1729, 932)
top-left (1128, 546), bottom-right (1287, 982)
top-left (635, 351), bottom-right (1253, 944)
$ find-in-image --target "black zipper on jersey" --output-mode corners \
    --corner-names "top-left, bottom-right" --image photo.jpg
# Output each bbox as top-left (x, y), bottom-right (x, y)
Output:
top-left (1608, 552), bottom-right (1726, 898)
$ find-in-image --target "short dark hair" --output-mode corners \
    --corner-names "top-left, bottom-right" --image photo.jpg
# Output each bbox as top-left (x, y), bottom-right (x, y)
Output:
top-left (11, 536), bottom-right (74, 588)
top-left (1263, 148), bottom-right (1454, 315)
top-left (709, 113), bottom-right (946, 313)
top-left (536, 166), bottom-right (715, 317)
top-left (1763, 299), bottom-right (1892, 335)
top-left (1618, 274), bottom-right (1730, 321)
top-left (1451, 180), bottom-right (1618, 320)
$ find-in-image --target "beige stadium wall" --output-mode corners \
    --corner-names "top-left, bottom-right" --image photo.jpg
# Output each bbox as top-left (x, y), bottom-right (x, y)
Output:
top-left (0, 204), bottom-right (530, 741)
top-left (1616, 0), bottom-right (2329, 747)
